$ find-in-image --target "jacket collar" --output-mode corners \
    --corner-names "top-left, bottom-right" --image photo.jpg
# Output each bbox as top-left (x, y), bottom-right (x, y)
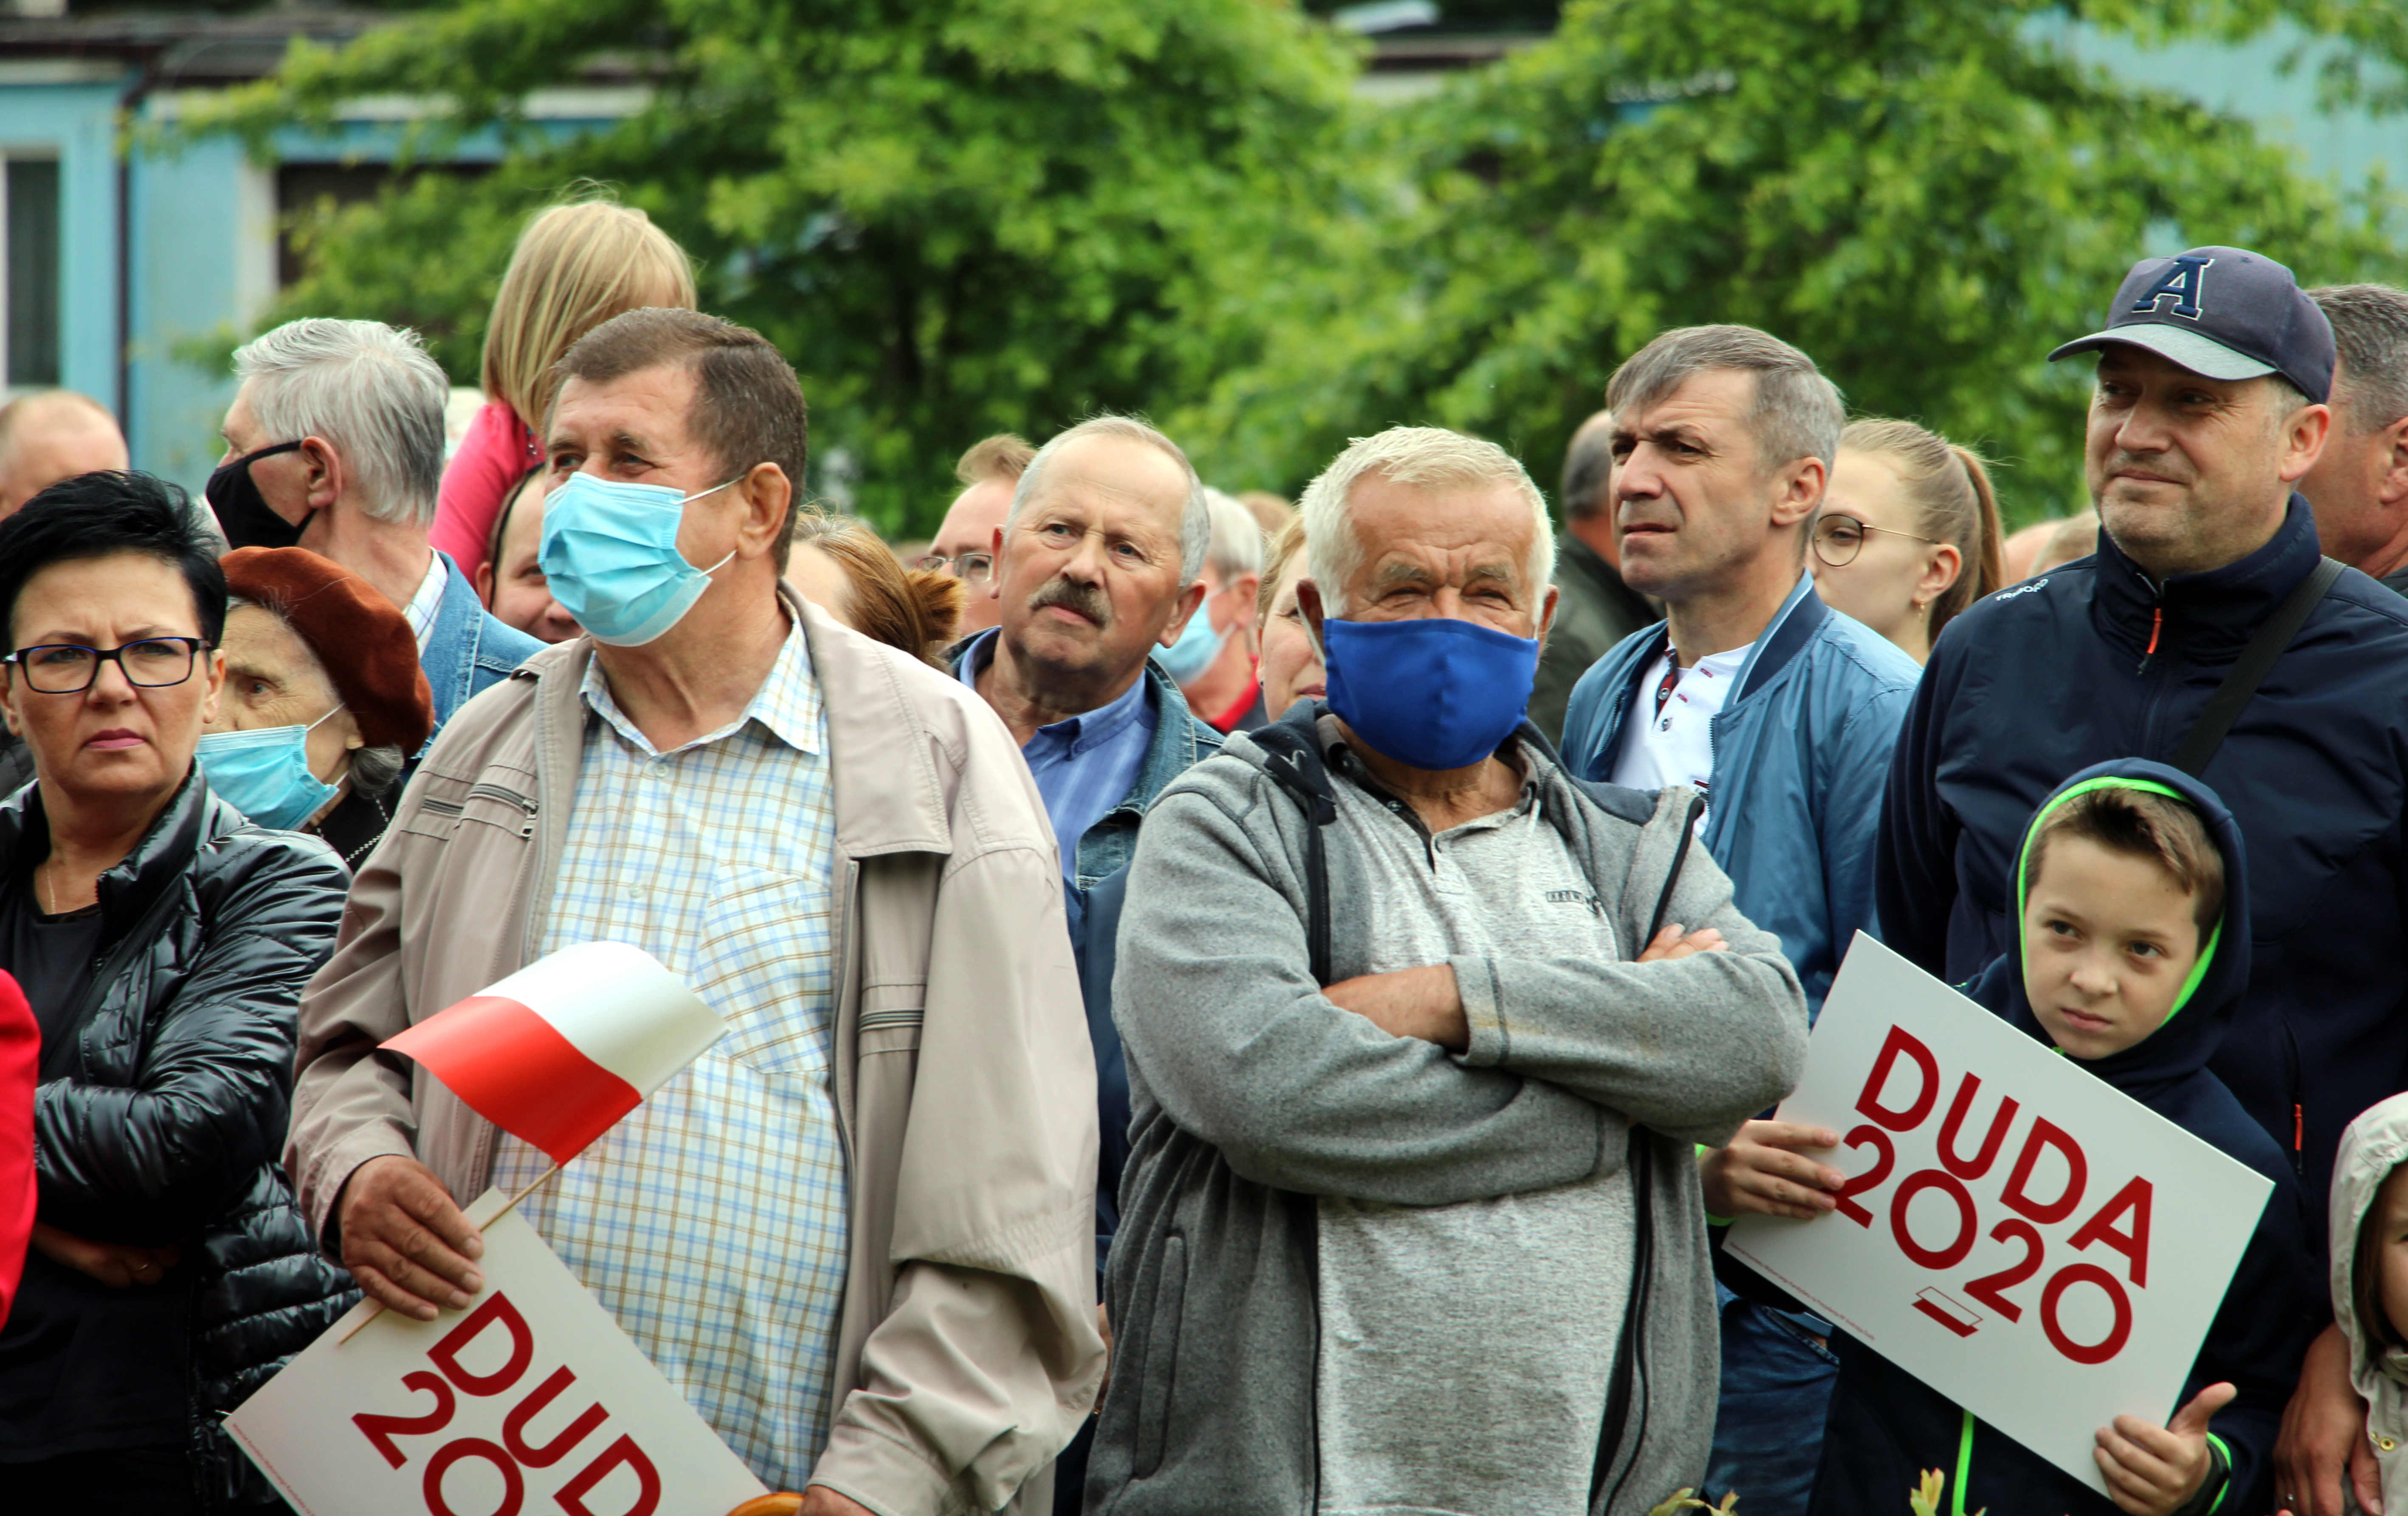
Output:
top-left (520, 587), bottom-right (959, 860)
top-left (1113, 659), bottom-right (1214, 823)
top-left (2089, 493), bottom-right (2324, 662)
top-left (942, 632), bottom-right (1218, 828)
top-left (420, 551), bottom-right (483, 721)
top-left (0, 769), bottom-right (211, 934)
top-left (1608, 572), bottom-right (1830, 744)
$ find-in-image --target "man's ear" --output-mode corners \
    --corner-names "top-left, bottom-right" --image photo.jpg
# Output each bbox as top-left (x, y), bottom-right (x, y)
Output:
top-left (738, 463), bottom-right (793, 556)
top-left (299, 437), bottom-right (345, 514)
top-left (473, 560), bottom-right (497, 609)
top-left (1535, 583), bottom-right (1560, 648)
top-left (1771, 456), bottom-right (1827, 530)
top-left (2278, 402), bottom-right (2333, 484)
top-left (1158, 579), bottom-right (1208, 648)
top-left (2380, 416), bottom-right (2408, 507)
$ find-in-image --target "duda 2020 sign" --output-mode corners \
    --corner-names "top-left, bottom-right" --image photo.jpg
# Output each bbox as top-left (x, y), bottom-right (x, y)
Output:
top-left (1724, 935), bottom-right (2271, 1495)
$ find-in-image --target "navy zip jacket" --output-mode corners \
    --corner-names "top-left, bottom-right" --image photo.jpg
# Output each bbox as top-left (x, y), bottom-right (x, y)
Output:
top-left (1879, 496), bottom-right (2408, 1230)
top-left (1815, 761), bottom-right (2318, 1516)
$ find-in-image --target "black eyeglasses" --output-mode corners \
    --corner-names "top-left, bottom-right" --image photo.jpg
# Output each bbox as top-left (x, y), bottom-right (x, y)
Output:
top-left (1811, 514), bottom-right (1938, 569)
top-left (916, 551), bottom-right (996, 583)
top-left (3, 637), bottom-right (210, 694)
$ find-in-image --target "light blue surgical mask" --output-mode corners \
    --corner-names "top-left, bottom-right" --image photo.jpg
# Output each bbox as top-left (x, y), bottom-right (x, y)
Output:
top-left (539, 472), bottom-right (741, 647)
top-left (197, 705), bottom-right (344, 831)
top-left (1153, 593), bottom-right (1231, 685)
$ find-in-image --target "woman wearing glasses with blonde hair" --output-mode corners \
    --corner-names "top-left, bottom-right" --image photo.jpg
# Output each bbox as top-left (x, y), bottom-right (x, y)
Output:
top-left (1808, 417), bottom-right (2007, 663)
top-left (433, 192), bottom-right (698, 586)
top-left (0, 473), bottom-right (353, 1511)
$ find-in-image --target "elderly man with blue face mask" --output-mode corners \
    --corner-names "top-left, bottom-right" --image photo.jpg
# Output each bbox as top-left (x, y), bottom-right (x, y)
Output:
top-left (1086, 425), bottom-right (1810, 1516)
top-left (287, 309), bottom-right (1105, 1516)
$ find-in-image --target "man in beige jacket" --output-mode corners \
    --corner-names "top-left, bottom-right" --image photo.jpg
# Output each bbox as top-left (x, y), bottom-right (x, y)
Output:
top-left (287, 309), bottom-right (1104, 1516)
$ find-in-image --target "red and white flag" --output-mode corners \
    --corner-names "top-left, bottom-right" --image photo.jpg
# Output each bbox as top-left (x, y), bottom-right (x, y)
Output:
top-left (384, 943), bottom-right (724, 1166)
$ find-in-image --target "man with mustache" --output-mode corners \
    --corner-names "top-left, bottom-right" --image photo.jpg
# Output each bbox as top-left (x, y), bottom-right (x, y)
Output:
top-left (1876, 247), bottom-right (2408, 1516)
top-left (1555, 325), bottom-right (1922, 1516)
top-left (949, 413), bottom-right (1221, 1513)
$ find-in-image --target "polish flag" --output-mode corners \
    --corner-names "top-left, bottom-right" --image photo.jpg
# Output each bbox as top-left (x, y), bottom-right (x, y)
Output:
top-left (384, 943), bottom-right (725, 1165)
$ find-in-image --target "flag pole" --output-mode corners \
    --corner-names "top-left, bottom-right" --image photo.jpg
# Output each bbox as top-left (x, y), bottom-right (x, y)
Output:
top-left (336, 1164), bottom-right (566, 1346)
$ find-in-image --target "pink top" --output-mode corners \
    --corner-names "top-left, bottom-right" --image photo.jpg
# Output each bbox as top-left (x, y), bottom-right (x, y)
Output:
top-left (430, 400), bottom-right (542, 581)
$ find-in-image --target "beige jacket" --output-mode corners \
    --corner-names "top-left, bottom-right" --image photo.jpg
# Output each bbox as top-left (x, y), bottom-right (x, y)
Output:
top-left (287, 592), bottom-right (1105, 1516)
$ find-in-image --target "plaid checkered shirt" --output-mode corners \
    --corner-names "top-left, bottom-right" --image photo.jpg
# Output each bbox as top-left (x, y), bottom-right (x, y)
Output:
top-left (490, 620), bottom-right (848, 1491)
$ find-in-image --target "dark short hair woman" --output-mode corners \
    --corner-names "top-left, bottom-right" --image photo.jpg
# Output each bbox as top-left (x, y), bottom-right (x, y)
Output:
top-left (0, 473), bottom-right (356, 1511)
top-left (204, 547), bottom-right (436, 870)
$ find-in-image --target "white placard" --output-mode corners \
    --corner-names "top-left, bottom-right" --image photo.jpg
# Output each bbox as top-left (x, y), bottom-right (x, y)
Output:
top-left (1724, 934), bottom-right (2272, 1494)
top-left (228, 1188), bottom-right (769, 1516)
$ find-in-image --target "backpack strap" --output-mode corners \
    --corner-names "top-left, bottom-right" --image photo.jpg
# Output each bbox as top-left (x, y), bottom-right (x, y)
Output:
top-left (1250, 721), bottom-right (1340, 988)
top-left (2170, 555), bottom-right (2344, 777)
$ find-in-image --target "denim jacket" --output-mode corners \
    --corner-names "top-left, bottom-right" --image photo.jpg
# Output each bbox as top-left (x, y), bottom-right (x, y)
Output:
top-left (1559, 576), bottom-right (1918, 1015)
top-left (421, 551), bottom-right (544, 733)
top-left (943, 647), bottom-right (1220, 1272)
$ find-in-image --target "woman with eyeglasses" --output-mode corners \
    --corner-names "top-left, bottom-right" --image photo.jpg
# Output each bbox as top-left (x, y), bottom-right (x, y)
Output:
top-left (0, 473), bottom-right (355, 1511)
top-left (1808, 418), bottom-right (2008, 663)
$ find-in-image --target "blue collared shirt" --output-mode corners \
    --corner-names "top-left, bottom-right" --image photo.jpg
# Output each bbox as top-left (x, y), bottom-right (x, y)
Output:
top-left (958, 628), bottom-right (1156, 920)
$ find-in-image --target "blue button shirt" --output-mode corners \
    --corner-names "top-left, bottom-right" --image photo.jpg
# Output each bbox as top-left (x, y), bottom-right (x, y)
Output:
top-left (958, 628), bottom-right (1156, 936)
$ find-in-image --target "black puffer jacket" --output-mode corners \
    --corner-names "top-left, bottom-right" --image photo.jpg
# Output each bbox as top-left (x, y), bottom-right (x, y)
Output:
top-left (3, 773), bottom-right (358, 1509)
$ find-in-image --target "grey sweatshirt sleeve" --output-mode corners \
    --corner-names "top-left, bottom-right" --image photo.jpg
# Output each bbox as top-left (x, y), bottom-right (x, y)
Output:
top-left (1454, 814), bottom-right (1810, 1149)
top-left (1114, 783), bottom-right (1607, 1207)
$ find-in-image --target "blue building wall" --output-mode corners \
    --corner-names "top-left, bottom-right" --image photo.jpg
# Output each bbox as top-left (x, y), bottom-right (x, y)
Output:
top-left (0, 77), bottom-right (123, 408)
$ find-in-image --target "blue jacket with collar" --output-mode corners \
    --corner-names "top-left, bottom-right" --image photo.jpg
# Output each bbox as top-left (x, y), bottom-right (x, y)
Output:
top-left (1560, 575), bottom-right (1921, 1016)
top-left (1879, 496), bottom-right (2408, 1231)
top-left (422, 552), bottom-right (543, 733)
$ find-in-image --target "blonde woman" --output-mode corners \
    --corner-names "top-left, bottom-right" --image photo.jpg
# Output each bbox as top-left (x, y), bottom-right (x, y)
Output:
top-left (431, 195), bottom-right (696, 580)
top-left (1809, 417), bottom-right (2007, 663)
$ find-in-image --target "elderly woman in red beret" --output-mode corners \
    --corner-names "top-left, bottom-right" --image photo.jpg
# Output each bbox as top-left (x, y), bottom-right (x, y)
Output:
top-left (200, 547), bottom-right (434, 869)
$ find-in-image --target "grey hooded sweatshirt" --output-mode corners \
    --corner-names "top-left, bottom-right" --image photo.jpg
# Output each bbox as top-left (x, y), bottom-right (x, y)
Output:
top-left (1088, 710), bottom-right (1809, 1516)
top-left (2333, 1093), bottom-right (2408, 1514)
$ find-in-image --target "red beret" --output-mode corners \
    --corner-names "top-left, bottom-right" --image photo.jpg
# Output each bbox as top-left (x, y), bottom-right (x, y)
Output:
top-left (219, 547), bottom-right (436, 753)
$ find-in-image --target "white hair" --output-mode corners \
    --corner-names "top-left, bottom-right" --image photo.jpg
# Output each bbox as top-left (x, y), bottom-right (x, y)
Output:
top-left (1298, 427), bottom-right (1554, 614)
top-left (1200, 487), bottom-right (1265, 585)
top-left (233, 318), bottom-right (449, 528)
top-left (1010, 414), bottom-right (1211, 586)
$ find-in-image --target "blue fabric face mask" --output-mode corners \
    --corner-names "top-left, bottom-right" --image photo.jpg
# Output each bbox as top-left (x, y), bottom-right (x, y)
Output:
top-left (1153, 592), bottom-right (1231, 685)
top-left (1321, 614), bottom-right (1540, 771)
top-left (539, 472), bottom-right (740, 647)
top-left (197, 706), bottom-right (344, 830)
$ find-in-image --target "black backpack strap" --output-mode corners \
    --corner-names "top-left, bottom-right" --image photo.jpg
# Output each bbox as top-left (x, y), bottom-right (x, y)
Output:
top-left (1250, 721), bottom-right (1340, 988)
top-left (2170, 555), bottom-right (2344, 777)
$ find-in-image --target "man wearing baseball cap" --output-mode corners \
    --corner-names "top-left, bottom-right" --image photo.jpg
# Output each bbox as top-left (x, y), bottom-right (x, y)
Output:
top-left (1877, 246), bottom-right (2408, 1516)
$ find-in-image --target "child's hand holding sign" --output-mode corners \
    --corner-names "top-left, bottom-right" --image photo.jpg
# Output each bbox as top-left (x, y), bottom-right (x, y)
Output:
top-left (1699, 1122), bottom-right (1844, 1223)
top-left (2094, 1380), bottom-right (2235, 1516)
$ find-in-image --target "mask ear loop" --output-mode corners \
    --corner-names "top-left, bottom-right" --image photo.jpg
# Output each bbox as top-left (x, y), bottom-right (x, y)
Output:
top-left (682, 476), bottom-right (746, 579)
top-left (304, 703), bottom-right (350, 790)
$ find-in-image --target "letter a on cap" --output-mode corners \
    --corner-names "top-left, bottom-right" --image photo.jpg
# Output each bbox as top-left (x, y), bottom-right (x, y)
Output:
top-left (2131, 256), bottom-right (2214, 321)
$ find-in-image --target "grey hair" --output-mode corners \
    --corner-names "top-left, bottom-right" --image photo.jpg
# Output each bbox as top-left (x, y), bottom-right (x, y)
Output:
top-left (233, 318), bottom-right (449, 528)
top-left (2309, 285), bottom-right (2408, 434)
top-left (1200, 487), bottom-right (1265, 585)
top-left (352, 743), bottom-right (407, 799)
top-left (1010, 414), bottom-right (1211, 586)
top-left (1606, 324), bottom-right (1845, 473)
top-left (1298, 426), bottom-right (1554, 616)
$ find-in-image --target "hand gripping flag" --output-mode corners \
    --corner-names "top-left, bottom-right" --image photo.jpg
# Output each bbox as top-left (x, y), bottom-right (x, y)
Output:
top-left (385, 942), bottom-right (725, 1165)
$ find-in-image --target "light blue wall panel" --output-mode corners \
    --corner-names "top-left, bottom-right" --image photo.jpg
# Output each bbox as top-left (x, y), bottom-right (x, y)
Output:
top-left (0, 79), bottom-right (127, 409)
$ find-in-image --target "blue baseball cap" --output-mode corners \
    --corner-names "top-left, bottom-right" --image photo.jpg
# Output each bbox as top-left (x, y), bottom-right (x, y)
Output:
top-left (2048, 245), bottom-right (2335, 403)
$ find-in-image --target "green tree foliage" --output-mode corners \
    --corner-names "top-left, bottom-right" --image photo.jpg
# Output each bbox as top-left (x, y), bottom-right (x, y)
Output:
top-left (194, 0), bottom-right (1360, 532)
top-left (1179, 0), bottom-right (2408, 523)
top-left (199, 0), bottom-right (2408, 531)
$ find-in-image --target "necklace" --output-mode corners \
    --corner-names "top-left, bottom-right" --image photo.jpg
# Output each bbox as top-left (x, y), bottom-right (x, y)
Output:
top-left (39, 856), bottom-right (59, 916)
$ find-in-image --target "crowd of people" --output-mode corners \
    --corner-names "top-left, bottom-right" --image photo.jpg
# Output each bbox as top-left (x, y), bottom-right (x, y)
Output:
top-left (2, 194), bottom-right (2408, 1516)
